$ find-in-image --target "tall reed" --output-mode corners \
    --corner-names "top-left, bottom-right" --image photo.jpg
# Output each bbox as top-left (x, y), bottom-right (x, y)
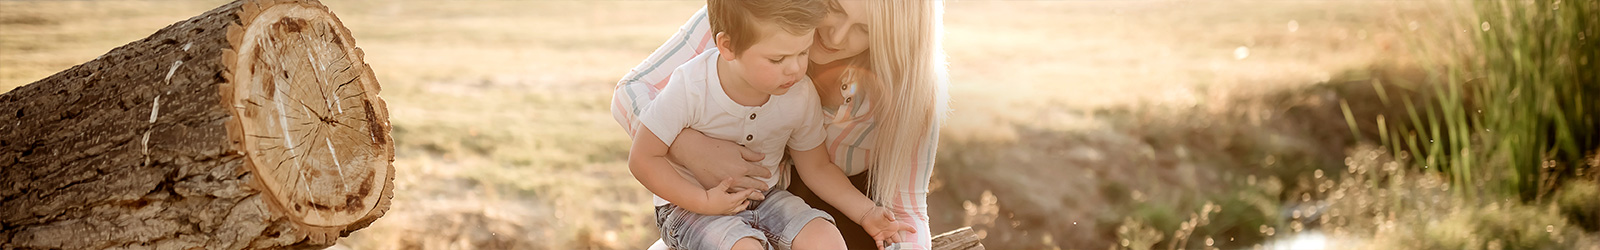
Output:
top-left (1362, 0), bottom-right (1599, 199)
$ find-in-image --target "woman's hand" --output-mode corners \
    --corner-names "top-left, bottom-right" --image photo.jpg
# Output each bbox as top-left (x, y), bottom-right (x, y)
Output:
top-left (668, 129), bottom-right (770, 200)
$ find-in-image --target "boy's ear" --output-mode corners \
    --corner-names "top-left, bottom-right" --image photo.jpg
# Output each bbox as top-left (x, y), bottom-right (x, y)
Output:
top-left (714, 32), bottom-right (735, 61)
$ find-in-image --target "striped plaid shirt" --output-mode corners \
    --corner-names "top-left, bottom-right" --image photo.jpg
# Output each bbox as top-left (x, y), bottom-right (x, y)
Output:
top-left (610, 7), bottom-right (938, 249)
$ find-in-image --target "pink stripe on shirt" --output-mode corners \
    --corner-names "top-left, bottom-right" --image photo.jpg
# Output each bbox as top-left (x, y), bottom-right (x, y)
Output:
top-left (696, 31), bottom-right (714, 53)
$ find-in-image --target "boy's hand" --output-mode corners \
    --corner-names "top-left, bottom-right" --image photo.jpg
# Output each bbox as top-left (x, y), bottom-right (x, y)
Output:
top-left (858, 206), bottom-right (916, 249)
top-left (687, 178), bottom-right (758, 215)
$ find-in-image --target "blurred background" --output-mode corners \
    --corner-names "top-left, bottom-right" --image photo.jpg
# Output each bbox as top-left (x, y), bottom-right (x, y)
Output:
top-left (2, 0), bottom-right (1596, 249)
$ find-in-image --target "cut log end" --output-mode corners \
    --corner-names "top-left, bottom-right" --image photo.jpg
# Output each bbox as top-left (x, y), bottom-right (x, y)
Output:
top-left (223, 0), bottom-right (393, 243)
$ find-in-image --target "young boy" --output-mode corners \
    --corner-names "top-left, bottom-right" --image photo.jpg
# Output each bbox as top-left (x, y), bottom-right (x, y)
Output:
top-left (629, 0), bottom-right (912, 249)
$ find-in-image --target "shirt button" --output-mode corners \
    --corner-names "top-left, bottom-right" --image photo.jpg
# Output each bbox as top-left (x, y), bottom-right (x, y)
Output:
top-left (746, 135), bottom-right (754, 141)
top-left (845, 97), bottom-right (852, 103)
top-left (749, 113), bottom-right (757, 120)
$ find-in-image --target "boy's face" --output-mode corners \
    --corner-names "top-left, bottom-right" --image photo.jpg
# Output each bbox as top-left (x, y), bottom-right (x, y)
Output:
top-left (720, 22), bottom-right (814, 96)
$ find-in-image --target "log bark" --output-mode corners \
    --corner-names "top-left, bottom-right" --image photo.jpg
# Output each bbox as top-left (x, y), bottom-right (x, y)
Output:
top-left (0, 0), bottom-right (394, 249)
top-left (931, 227), bottom-right (984, 250)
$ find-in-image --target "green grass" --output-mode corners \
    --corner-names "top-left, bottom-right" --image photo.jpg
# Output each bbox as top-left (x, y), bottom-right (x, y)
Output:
top-left (1347, 0), bottom-right (1599, 200)
top-left (1468, 0), bottom-right (1599, 200)
top-left (1312, 147), bottom-right (1599, 250)
top-left (1313, 0), bottom-right (1600, 248)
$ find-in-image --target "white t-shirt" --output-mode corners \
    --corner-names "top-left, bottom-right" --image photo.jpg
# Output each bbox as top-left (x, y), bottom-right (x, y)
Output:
top-left (637, 49), bottom-right (827, 206)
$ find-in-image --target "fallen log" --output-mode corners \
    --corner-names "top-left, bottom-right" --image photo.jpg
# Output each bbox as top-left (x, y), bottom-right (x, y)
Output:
top-left (932, 227), bottom-right (984, 250)
top-left (645, 227), bottom-right (983, 250)
top-left (0, 0), bottom-right (394, 249)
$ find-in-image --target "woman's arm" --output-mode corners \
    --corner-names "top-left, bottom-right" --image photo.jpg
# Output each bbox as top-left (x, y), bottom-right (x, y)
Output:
top-left (668, 129), bottom-right (771, 193)
top-left (889, 122), bottom-right (938, 249)
top-left (630, 127), bottom-right (755, 215)
top-left (609, 6), bottom-right (770, 193)
top-left (611, 6), bottom-right (715, 136)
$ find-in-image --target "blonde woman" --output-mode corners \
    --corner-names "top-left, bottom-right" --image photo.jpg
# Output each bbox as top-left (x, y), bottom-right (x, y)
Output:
top-left (613, 1), bottom-right (946, 249)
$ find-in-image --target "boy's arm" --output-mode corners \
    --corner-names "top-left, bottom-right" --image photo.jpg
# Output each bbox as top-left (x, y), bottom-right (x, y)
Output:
top-left (787, 147), bottom-right (875, 221)
top-left (790, 147), bottom-right (915, 243)
top-left (784, 78), bottom-right (874, 223)
top-left (631, 126), bottom-right (753, 215)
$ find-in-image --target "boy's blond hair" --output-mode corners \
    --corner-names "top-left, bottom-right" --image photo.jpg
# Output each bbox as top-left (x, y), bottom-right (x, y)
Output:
top-left (707, 0), bottom-right (826, 55)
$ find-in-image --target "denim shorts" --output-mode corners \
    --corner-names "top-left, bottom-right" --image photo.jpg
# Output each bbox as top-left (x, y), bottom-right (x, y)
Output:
top-left (655, 190), bottom-right (834, 250)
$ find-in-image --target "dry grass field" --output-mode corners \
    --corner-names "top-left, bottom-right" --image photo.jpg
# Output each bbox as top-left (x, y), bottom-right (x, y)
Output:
top-left (5, 0), bottom-right (1547, 249)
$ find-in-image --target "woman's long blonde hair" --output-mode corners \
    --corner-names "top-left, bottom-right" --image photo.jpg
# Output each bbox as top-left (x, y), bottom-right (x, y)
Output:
top-left (851, 0), bottom-right (948, 204)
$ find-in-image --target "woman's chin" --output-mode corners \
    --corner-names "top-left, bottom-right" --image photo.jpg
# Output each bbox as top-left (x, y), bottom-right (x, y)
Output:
top-left (810, 51), bottom-right (852, 65)
top-left (809, 56), bottom-right (839, 65)
top-left (811, 50), bottom-right (864, 65)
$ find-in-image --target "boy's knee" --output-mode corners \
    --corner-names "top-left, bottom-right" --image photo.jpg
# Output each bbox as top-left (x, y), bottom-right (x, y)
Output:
top-left (730, 237), bottom-right (764, 250)
top-left (791, 218), bottom-right (845, 250)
